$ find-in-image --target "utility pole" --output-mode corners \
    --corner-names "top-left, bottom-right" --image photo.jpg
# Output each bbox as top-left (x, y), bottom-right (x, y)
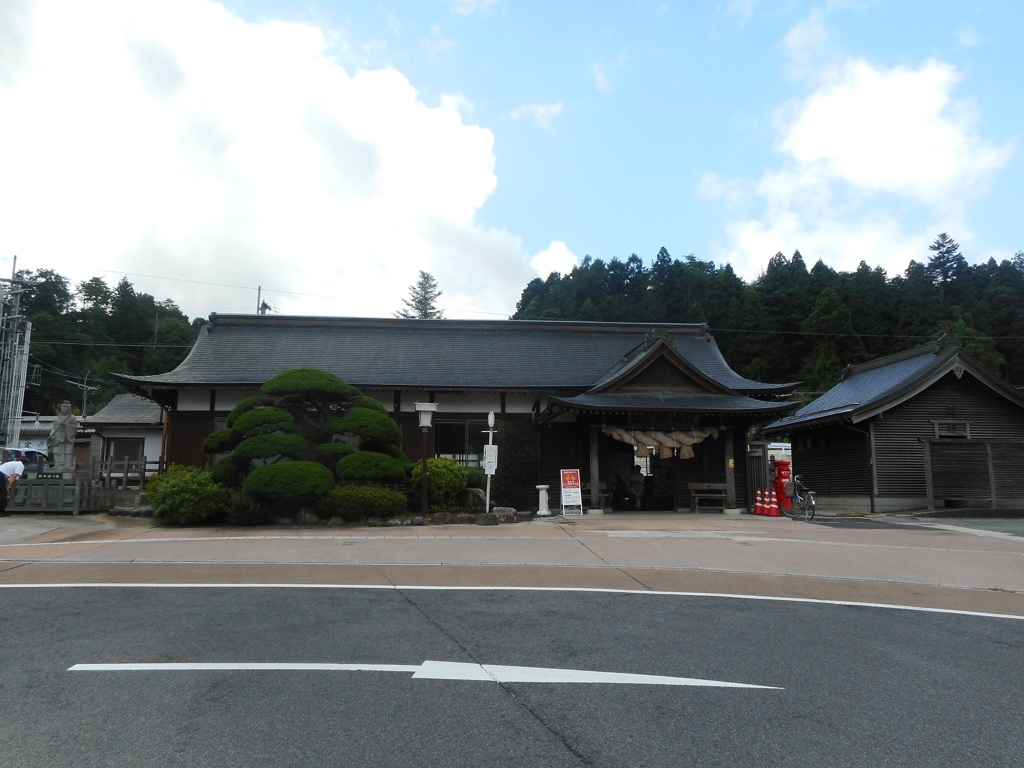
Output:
top-left (65, 371), bottom-right (100, 418)
top-left (0, 261), bottom-right (36, 447)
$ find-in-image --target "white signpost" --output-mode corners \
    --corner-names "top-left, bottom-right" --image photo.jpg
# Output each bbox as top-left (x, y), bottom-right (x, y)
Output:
top-left (483, 412), bottom-right (497, 512)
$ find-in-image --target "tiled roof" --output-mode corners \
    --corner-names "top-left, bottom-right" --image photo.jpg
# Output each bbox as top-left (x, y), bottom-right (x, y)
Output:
top-left (550, 391), bottom-right (796, 416)
top-left (113, 315), bottom-right (799, 394)
top-left (88, 394), bottom-right (164, 425)
top-left (764, 339), bottom-right (1024, 432)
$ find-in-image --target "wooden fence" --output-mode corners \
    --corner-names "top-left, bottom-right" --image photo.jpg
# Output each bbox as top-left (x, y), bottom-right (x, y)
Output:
top-left (8, 457), bottom-right (163, 514)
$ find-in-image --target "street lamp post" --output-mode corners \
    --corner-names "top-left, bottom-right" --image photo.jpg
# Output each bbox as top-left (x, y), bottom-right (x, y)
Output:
top-left (415, 402), bottom-right (437, 517)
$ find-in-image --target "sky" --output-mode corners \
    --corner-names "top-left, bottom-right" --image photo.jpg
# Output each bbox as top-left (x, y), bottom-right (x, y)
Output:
top-left (1, 0), bottom-right (1021, 322)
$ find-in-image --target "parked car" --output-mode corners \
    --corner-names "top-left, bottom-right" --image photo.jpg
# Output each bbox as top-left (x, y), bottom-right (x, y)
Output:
top-left (0, 448), bottom-right (54, 474)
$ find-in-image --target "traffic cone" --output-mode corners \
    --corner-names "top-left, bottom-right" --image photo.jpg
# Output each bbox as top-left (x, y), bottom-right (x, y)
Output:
top-left (768, 489), bottom-right (780, 517)
top-left (754, 488), bottom-right (763, 515)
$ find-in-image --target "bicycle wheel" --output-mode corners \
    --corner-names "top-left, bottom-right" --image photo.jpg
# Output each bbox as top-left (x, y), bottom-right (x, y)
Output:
top-left (780, 498), bottom-right (802, 518)
top-left (805, 493), bottom-right (816, 520)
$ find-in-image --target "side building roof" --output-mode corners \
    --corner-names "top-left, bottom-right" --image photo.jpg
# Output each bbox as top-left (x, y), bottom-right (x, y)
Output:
top-left (763, 337), bottom-right (1024, 434)
top-left (88, 393), bottom-right (165, 426)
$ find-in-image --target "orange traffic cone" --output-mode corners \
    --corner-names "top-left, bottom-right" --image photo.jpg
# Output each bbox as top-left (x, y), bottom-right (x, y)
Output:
top-left (754, 488), bottom-right (763, 515)
top-left (768, 489), bottom-right (780, 517)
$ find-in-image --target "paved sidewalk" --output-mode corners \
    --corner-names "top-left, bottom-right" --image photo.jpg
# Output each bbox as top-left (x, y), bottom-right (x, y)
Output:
top-left (1, 512), bottom-right (1022, 616)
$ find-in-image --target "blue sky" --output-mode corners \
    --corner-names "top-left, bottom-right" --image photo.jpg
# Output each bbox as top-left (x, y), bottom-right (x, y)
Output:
top-left (1, 0), bottom-right (1020, 320)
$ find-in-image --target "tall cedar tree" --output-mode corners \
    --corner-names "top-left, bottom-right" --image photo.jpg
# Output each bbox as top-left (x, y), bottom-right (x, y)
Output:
top-left (395, 271), bottom-right (444, 319)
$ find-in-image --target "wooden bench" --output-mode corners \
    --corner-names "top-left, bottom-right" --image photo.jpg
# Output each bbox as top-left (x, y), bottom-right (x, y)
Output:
top-left (582, 482), bottom-right (610, 511)
top-left (688, 482), bottom-right (727, 513)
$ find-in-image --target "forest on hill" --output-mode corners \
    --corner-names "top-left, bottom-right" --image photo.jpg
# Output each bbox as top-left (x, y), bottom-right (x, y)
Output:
top-left (513, 234), bottom-right (1024, 397)
top-left (10, 233), bottom-right (1023, 419)
top-left (10, 270), bottom-right (201, 417)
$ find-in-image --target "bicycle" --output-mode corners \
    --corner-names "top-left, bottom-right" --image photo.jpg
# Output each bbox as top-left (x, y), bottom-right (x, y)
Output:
top-left (782, 475), bottom-right (816, 520)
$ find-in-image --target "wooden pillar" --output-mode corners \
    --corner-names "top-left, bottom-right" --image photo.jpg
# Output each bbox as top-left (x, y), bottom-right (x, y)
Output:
top-left (922, 439), bottom-right (934, 512)
top-left (868, 421), bottom-right (879, 514)
top-left (724, 428), bottom-right (736, 509)
top-left (589, 425), bottom-right (601, 508)
top-left (986, 442), bottom-right (997, 508)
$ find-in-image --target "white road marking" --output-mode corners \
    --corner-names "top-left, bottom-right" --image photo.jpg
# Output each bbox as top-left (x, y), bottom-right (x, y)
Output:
top-left (68, 660), bottom-right (781, 688)
top-left (8, 583), bottom-right (1022, 621)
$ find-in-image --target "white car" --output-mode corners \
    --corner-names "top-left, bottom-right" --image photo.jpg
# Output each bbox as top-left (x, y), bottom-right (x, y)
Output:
top-left (0, 448), bottom-right (53, 474)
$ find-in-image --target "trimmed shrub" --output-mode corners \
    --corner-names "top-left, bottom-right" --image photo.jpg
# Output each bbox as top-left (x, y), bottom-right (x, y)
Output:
top-left (148, 465), bottom-right (229, 525)
top-left (324, 407), bottom-right (402, 444)
top-left (315, 441), bottom-right (354, 469)
top-left (233, 432), bottom-right (308, 462)
top-left (465, 467), bottom-right (487, 490)
top-left (232, 407), bottom-right (297, 436)
top-left (352, 395), bottom-right (388, 413)
top-left (410, 457), bottom-right (468, 504)
top-left (210, 453), bottom-right (250, 486)
top-left (203, 428), bottom-right (239, 455)
top-left (357, 438), bottom-right (409, 463)
top-left (261, 368), bottom-right (361, 400)
top-left (315, 485), bottom-right (408, 522)
top-left (242, 461), bottom-right (335, 512)
top-left (224, 489), bottom-right (274, 526)
top-left (337, 451), bottom-right (407, 483)
top-left (226, 396), bottom-right (271, 427)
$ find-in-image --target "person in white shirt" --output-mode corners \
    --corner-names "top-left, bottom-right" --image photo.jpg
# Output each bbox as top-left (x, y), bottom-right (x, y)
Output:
top-left (0, 459), bottom-right (25, 517)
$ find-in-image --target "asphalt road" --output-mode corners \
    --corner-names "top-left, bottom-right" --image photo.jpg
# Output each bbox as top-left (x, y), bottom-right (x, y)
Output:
top-left (3, 585), bottom-right (1022, 767)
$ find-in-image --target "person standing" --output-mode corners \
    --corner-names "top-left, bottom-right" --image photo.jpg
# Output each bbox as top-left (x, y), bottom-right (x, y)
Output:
top-left (628, 464), bottom-right (645, 510)
top-left (0, 459), bottom-right (25, 517)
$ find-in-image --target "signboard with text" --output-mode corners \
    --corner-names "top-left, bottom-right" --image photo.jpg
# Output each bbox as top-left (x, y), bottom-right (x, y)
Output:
top-left (560, 469), bottom-right (583, 515)
top-left (483, 444), bottom-right (498, 476)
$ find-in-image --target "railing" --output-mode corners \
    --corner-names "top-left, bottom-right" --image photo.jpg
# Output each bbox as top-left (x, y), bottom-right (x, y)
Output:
top-left (8, 457), bottom-right (164, 514)
top-left (91, 457), bottom-right (163, 491)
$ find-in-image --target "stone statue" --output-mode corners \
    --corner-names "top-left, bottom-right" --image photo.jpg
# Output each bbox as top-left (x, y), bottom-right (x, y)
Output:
top-left (48, 401), bottom-right (79, 471)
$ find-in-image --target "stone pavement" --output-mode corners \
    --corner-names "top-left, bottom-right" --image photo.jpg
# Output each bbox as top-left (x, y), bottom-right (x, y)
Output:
top-left (1, 512), bottom-right (1022, 617)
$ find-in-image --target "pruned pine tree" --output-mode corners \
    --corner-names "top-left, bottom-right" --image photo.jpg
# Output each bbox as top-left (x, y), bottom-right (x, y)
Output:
top-left (395, 271), bottom-right (444, 319)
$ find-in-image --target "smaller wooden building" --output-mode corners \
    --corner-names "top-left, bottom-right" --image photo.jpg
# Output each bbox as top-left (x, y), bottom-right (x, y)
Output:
top-left (763, 338), bottom-right (1024, 512)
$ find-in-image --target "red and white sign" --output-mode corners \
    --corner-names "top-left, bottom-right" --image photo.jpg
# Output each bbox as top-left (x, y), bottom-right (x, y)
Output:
top-left (560, 469), bottom-right (582, 514)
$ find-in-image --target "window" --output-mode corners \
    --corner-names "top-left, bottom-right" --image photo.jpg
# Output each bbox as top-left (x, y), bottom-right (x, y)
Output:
top-left (436, 419), bottom-right (489, 467)
top-left (107, 438), bottom-right (145, 462)
top-left (932, 421), bottom-right (970, 439)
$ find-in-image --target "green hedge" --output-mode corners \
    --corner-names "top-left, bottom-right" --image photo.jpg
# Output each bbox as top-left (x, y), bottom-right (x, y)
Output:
top-left (409, 457), bottom-right (467, 504)
top-left (148, 465), bottom-right (229, 525)
top-left (337, 451), bottom-right (408, 483)
top-left (315, 485), bottom-right (408, 521)
top-left (242, 461), bottom-right (335, 511)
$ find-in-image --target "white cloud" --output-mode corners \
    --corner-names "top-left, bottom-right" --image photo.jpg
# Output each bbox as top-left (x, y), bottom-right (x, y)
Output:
top-left (530, 241), bottom-right (578, 278)
top-left (507, 101), bottom-right (564, 130)
top-left (707, 50), bottom-right (1013, 282)
top-left (697, 172), bottom-right (750, 208)
top-left (958, 27), bottom-right (980, 48)
top-left (592, 53), bottom-right (626, 93)
top-left (0, 0), bottom-right (536, 320)
top-left (450, 0), bottom-right (498, 16)
top-left (424, 23), bottom-right (455, 55)
top-left (778, 59), bottom-right (1011, 204)
top-left (726, 0), bottom-right (755, 25)
top-left (781, 9), bottom-right (832, 79)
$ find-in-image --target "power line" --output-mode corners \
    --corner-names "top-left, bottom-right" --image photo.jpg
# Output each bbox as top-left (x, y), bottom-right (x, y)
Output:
top-left (31, 340), bottom-right (193, 348)
top-left (90, 267), bottom-right (341, 300)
